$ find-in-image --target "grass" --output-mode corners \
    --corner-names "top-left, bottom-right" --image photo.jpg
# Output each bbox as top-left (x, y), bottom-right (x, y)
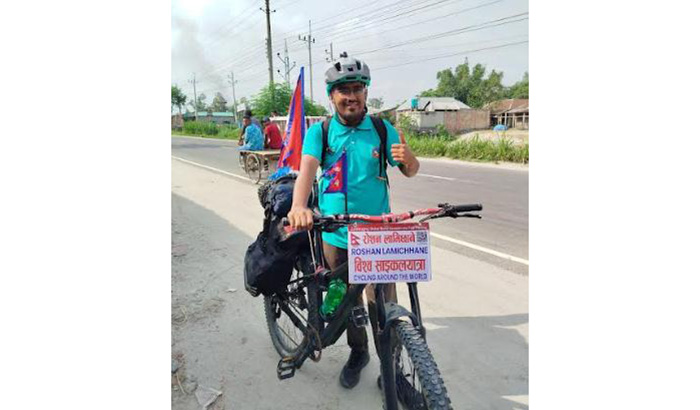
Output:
top-left (173, 121), bottom-right (240, 140)
top-left (404, 131), bottom-right (529, 164)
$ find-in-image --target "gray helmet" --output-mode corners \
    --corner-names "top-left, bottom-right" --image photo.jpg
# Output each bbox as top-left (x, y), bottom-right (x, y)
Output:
top-left (325, 52), bottom-right (371, 95)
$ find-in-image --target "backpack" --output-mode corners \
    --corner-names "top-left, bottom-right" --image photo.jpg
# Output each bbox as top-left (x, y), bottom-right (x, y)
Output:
top-left (243, 174), bottom-right (312, 297)
top-left (321, 115), bottom-right (389, 184)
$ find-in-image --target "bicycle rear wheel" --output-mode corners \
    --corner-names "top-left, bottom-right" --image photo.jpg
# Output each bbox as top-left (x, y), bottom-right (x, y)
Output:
top-left (263, 266), bottom-right (323, 358)
top-left (388, 321), bottom-right (453, 410)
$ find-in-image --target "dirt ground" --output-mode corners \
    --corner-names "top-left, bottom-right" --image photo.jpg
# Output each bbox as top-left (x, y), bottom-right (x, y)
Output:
top-left (458, 129), bottom-right (529, 145)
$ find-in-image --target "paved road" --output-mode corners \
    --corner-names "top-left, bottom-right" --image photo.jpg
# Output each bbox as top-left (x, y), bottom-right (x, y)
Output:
top-left (171, 159), bottom-right (528, 409)
top-left (171, 136), bottom-right (528, 274)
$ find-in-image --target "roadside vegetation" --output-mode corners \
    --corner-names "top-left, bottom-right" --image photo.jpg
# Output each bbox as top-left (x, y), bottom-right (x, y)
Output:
top-left (397, 116), bottom-right (529, 164)
top-left (173, 121), bottom-right (240, 140)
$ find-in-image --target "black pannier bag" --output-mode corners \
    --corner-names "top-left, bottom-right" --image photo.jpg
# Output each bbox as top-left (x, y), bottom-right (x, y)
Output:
top-left (244, 174), bottom-right (312, 296)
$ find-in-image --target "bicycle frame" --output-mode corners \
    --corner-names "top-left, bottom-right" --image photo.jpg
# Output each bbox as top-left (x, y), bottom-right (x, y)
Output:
top-left (276, 225), bottom-right (425, 410)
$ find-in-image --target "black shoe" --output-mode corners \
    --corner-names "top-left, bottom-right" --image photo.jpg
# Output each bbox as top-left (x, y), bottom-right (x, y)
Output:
top-left (339, 349), bottom-right (370, 389)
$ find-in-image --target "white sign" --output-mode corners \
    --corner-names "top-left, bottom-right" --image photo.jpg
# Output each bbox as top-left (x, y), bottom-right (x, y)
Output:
top-left (348, 222), bottom-right (432, 284)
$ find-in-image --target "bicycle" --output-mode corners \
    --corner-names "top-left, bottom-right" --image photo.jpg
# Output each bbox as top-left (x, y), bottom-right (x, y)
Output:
top-left (263, 202), bottom-right (482, 410)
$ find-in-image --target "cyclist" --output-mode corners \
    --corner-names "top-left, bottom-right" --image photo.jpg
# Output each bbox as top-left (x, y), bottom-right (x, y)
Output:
top-left (287, 52), bottom-right (420, 389)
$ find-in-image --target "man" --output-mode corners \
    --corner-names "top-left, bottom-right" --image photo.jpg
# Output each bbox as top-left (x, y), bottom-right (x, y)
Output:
top-left (287, 52), bottom-right (419, 389)
top-left (238, 109), bottom-right (262, 141)
top-left (238, 112), bottom-right (263, 151)
top-left (262, 116), bottom-right (283, 150)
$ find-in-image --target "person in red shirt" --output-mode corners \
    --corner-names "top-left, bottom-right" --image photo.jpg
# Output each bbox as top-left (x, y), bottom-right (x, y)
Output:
top-left (262, 116), bottom-right (283, 150)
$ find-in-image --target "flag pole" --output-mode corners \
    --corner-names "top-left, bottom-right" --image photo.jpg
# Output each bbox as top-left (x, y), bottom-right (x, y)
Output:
top-left (343, 149), bottom-right (348, 215)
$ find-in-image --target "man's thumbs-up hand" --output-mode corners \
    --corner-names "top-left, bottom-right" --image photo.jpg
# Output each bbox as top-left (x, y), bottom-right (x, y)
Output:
top-left (391, 130), bottom-right (415, 166)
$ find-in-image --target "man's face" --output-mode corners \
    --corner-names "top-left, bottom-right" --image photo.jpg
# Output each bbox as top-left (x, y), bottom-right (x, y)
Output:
top-left (243, 118), bottom-right (251, 126)
top-left (330, 81), bottom-right (367, 123)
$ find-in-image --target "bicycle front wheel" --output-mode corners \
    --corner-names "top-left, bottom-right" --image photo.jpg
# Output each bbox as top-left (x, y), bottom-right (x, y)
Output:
top-left (390, 320), bottom-right (453, 410)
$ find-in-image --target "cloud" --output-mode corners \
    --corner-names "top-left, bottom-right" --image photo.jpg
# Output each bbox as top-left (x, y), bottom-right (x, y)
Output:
top-left (171, 13), bottom-right (226, 94)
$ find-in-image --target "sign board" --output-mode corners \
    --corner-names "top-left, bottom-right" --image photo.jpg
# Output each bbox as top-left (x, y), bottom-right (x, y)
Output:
top-left (348, 222), bottom-right (432, 284)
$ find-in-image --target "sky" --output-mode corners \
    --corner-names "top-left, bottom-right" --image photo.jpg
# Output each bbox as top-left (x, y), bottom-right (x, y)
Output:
top-left (171, 0), bottom-right (528, 112)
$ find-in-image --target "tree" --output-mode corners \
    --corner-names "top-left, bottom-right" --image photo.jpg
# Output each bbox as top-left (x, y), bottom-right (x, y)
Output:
top-left (250, 82), bottom-right (328, 117)
top-left (367, 97), bottom-right (384, 110)
top-left (304, 98), bottom-right (328, 116)
top-left (188, 93), bottom-right (207, 112)
top-left (251, 83), bottom-right (292, 117)
top-left (210, 92), bottom-right (228, 112)
top-left (171, 85), bottom-right (187, 114)
top-left (507, 72), bottom-right (528, 99)
top-left (418, 60), bottom-right (507, 108)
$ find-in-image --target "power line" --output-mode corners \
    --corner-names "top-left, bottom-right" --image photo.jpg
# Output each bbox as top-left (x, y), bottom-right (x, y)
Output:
top-left (309, 0), bottom-right (504, 48)
top-left (350, 12), bottom-right (529, 56)
top-left (371, 40), bottom-right (529, 71)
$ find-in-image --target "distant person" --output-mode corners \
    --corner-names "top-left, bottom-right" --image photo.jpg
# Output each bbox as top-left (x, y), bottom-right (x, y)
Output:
top-left (262, 116), bottom-right (283, 150)
top-left (239, 109), bottom-right (262, 141)
top-left (238, 112), bottom-right (263, 151)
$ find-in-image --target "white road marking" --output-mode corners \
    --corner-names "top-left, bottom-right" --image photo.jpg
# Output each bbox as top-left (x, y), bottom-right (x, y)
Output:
top-left (417, 173), bottom-right (456, 181)
top-left (172, 156), bottom-right (529, 266)
top-left (422, 322), bottom-right (448, 331)
top-left (171, 156), bottom-right (250, 182)
top-left (430, 232), bottom-right (529, 266)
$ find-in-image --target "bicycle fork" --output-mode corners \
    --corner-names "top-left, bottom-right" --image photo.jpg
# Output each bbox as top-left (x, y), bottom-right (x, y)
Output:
top-left (375, 283), bottom-right (425, 410)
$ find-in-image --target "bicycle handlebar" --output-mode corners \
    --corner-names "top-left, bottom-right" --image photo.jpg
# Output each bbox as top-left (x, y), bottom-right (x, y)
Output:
top-left (281, 203), bottom-right (482, 233)
top-left (445, 203), bottom-right (482, 213)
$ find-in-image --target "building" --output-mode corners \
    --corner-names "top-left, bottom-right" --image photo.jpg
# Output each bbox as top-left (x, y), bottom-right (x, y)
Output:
top-left (171, 113), bottom-right (184, 130)
top-left (483, 99), bottom-right (529, 130)
top-left (183, 112), bottom-right (236, 125)
top-left (368, 106), bottom-right (399, 124)
top-left (270, 115), bottom-right (327, 135)
top-left (395, 97), bottom-right (490, 134)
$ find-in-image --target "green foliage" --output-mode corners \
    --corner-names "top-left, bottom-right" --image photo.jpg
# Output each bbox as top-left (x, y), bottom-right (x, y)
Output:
top-left (304, 98), bottom-right (328, 116)
top-left (251, 83), bottom-right (292, 117)
top-left (180, 121), bottom-right (240, 139)
top-left (418, 59), bottom-right (507, 108)
top-left (397, 114), bottom-right (418, 134)
top-left (183, 120), bottom-right (217, 136)
top-left (210, 92), bottom-right (228, 112)
top-left (250, 82), bottom-right (328, 118)
top-left (188, 93), bottom-right (208, 112)
top-left (216, 125), bottom-right (240, 139)
top-left (402, 131), bottom-right (528, 164)
top-left (367, 97), bottom-right (384, 110)
top-left (171, 85), bottom-right (187, 114)
top-left (507, 72), bottom-right (528, 99)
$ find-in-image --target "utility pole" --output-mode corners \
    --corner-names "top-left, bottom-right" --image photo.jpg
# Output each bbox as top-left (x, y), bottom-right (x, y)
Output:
top-left (276, 39), bottom-right (296, 88)
top-left (298, 21), bottom-right (315, 101)
top-left (227, 71), bottom-right (238, 124)
top-left (325, 42), bottom-right (334, 62)
top-left (263, 0), bottom-right (275, 88)
top-left (188, 73), bottom-right (198, 121)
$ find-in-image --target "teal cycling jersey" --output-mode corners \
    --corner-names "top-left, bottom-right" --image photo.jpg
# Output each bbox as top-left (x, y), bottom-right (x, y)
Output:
top-left (302, 114), bottom-right (400, 249)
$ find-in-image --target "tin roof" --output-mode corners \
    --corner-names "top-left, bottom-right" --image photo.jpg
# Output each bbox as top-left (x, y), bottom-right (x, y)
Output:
top-left (483, 99), bottom-right (529, 114)
top-left (396, 97), bottom-right (470, 112)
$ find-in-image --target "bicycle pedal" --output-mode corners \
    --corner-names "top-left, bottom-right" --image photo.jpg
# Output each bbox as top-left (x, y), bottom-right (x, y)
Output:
top-left (276, 357), bottom-right (296, 380)
top-left (350, 306), bottom-right (369, 328)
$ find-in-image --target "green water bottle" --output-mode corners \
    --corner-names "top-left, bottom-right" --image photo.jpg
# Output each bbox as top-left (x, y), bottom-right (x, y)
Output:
top-left (321, 278), bottom-right (347, 317)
